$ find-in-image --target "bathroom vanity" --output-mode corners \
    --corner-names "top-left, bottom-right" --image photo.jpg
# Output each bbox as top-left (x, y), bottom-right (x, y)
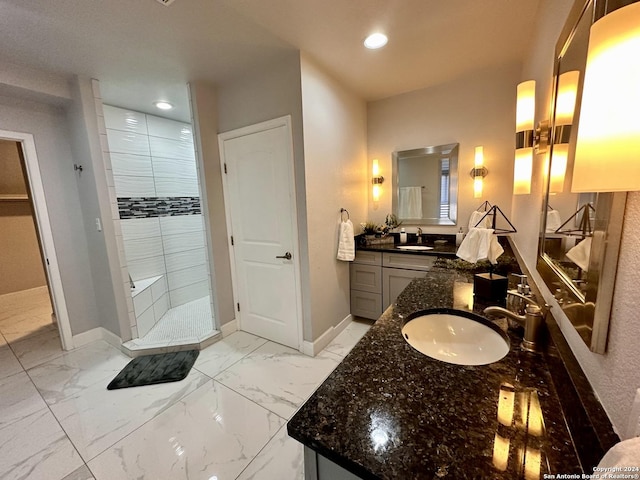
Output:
top-left (350, 240), bottom-right (457, 320)
top-left (289, 266), bottom-right (585, 479)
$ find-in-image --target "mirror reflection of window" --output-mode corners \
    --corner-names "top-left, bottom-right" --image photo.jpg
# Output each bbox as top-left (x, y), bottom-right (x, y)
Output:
top-left (440, 158), bottom-right (450, 218)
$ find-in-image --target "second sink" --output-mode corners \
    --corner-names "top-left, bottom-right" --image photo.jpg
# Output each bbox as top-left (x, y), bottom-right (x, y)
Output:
top-left (396, 245), bottom-right (434, 251)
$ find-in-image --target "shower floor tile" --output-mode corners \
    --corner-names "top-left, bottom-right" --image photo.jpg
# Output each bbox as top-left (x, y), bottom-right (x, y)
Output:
top-left (125, 296), bottom-right (218, 351)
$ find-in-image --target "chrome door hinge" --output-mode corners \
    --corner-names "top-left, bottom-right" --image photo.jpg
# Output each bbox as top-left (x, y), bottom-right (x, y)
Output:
top-left (224, 163), bottom-right (228, 174)
top-left (230, 235), bottom-right (234, 246)
top-left (237, 303), bottom-right (240, 312)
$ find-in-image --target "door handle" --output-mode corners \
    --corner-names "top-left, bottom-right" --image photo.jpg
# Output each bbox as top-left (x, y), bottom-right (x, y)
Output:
top-left (276, 252), bottom-right (292, 260)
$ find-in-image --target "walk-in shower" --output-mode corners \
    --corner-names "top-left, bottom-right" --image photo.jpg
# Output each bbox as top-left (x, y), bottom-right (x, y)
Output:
top-left (103, 105), bottom-right (216, 351)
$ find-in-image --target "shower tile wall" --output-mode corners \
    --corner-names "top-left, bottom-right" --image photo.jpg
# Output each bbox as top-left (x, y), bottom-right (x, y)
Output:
top-left (104, 105), bottom-right (210, 314)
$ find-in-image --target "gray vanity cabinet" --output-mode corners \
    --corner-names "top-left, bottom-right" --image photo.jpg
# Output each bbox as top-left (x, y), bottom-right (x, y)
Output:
top-left (350, 250), bottom-right (435, 319)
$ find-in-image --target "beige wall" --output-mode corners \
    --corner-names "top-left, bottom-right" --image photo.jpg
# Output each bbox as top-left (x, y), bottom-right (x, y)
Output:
top-left (0, 140), bottom-right (47, 294)
top-left (189, 81), bottom-right (236, 328)
top-left (367, 62), bottom-right (521, 233)
top-left (300, 54), bottom-right (368, 340)
top-left (216, 51), bottom-right (313, 334)
top-left (517, 0), bottom-right (640, 437)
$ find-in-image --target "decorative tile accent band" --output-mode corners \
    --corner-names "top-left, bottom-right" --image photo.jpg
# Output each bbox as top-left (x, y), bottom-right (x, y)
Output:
top-left (118, 197), bottom-right (201, 219)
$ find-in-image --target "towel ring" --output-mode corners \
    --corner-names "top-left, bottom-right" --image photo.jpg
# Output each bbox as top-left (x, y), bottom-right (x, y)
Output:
top-left (340, 208), bottom-right (350, 220)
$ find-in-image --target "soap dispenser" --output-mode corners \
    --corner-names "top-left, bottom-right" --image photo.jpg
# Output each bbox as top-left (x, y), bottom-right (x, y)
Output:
top-left (456, 228), bottom-right (465, 246)
top-left (507, 274), bottom-right (531, 316)
top-left (400, 228), bottom-right (407, 244)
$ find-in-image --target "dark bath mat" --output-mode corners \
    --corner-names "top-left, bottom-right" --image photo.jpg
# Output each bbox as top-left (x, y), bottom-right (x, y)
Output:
top-left (107, 350), bottom-right (199, 390)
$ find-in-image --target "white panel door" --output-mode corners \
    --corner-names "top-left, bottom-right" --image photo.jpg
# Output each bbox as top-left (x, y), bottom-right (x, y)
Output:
top-left (219, 117), bottom-right (301, 349)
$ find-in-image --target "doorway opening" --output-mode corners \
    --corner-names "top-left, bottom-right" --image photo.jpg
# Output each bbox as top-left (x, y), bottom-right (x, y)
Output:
top-left (0, 138), bottom-right (66, 362)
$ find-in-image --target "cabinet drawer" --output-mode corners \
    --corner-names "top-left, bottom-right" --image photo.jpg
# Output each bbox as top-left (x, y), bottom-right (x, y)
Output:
top-left (382, 252), bottom-right (435, 271)
top-left (350, 264), bottom-right (382, 293)
top-left (383, 267), bottom-right (427, 307)
top-left (350, 290), bottom-right (382, 320)
top-left (353, 250), bottom-right (382, 265)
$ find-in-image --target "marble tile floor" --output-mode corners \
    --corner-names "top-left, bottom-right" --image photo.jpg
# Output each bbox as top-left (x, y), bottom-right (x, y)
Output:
top-left (0, 287), bottom-right (373, 480)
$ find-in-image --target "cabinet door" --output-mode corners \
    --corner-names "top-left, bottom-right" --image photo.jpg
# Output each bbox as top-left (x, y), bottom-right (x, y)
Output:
top-left (383, 267), bottom-right (427, 308)
top-left (349, 264), bottom-right (382, 293)
top-left (350, 290), bottom-right (382, 320)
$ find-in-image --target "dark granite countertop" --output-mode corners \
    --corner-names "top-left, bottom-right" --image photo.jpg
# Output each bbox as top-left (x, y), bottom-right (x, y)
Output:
top-left (287, 268), bottom-right (581, 479)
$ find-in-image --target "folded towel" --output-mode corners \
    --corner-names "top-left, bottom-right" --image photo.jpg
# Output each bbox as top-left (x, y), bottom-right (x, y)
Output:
top-left (546, 209), bottom-right (562, 232)
top-left (566, 237), bottom-right (592, 271)
top-left (598, 436), bottom-right (640, 469)
top-left (336, 219), bottom-right (355, 261)
top-left (468, 210), bottom-right (490, 231)
top-left (399, 187), bottom-right (422, 219)
top-left (456, 228), bottom-right (504, 265)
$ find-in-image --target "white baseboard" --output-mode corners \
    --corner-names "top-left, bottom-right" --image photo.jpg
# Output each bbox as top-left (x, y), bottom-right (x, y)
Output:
top-left (220, 319), bottom-right (238, 337)
top-left (72, 327), bottom-right (122, 350)
top-left (302, 314), bottom-right (353, 357)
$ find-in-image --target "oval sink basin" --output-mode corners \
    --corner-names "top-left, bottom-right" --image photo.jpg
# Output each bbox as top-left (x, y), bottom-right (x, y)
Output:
top-left (401, 309), bottom-right (509, 365)
top-left (396, 245), bottom-right (434, 251)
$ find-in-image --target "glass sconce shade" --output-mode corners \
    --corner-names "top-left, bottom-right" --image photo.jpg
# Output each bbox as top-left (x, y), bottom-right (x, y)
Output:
top-left (372, 159), bottom-right (384, 201)
top-left (572, 2), bottom-right (640, 192)
top-left (555, 71), bottom-right (580, 126)
top-left (549, 71), bottom-right (579, 193)
top-left (549, 144), bottom-right (568, 193)
top-left (514, 148), bottom-right (533, 195)
top-left (474, 146), bottom-right (484, 198)
top-left (516, 81), bottom-right (536, 132)
top-left (514, 81), bottom-right (536, 195)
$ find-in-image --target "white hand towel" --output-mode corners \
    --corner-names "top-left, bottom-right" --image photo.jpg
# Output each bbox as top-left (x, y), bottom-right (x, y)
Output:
top-left (468, 210), bottom-right (490, 231)
top-left (546, 209), bottom-right (562, 232)
top-left (337, 219), bottom-right (355, 261)
top-left (456, 228), bottom-right (503, 265)
top-left (399, 187), bottom-right (422, 219)
top-left (488, 234), bottom-right (504, 265)
top-left (598, 436), bottom-right (640, 469)
top-left (566, 236), bottom-right (592, 271)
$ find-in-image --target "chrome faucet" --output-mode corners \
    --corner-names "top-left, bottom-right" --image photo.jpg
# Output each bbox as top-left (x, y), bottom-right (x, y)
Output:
top-left (416, 227), bottom-right (423, 243)
top-left (484, 292), bottom-right (549, 352)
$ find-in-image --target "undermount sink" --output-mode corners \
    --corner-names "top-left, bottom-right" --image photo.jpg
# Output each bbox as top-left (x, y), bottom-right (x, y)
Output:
top-left (396, 245), bottom-right (434, 251)
top-left (401, 309), bottom-right (509, 366)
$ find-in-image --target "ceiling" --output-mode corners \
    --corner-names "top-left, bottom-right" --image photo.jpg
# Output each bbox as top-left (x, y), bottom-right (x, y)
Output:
top-left (0, 0), bottom-right (541, 122)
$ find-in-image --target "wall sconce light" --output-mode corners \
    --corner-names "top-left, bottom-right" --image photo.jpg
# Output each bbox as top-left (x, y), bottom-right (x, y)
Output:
top-left (372, 159), bottom-right (384, 202)
top-left (550, 71), bottom-right (580, 193)
top-left (513, 80), bottom-right (552, 195)
top-left (514, 81), bottom-right (536, 195)
top-left (572, 2), bottom-right (640, 192)
top-left (470, 146), bottom-right (488, 198)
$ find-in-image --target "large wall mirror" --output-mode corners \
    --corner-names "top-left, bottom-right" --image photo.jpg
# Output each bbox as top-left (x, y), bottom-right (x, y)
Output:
top-left (537, 0), bottom-right (627, 354)
top-left (392, 143), bottom-right (458, 225)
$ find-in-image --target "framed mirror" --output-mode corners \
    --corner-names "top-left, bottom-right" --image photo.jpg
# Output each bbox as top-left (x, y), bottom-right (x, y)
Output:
top-left (392, 143), bottom-right (458, 225)
top-left (537, 0), bottom-right (627, 354)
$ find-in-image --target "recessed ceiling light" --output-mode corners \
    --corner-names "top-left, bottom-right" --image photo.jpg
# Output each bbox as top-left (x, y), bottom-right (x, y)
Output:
top-left (364, 33), bottom-right (388, 49)
top-left (154, 101), bottom-right (173, 110)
